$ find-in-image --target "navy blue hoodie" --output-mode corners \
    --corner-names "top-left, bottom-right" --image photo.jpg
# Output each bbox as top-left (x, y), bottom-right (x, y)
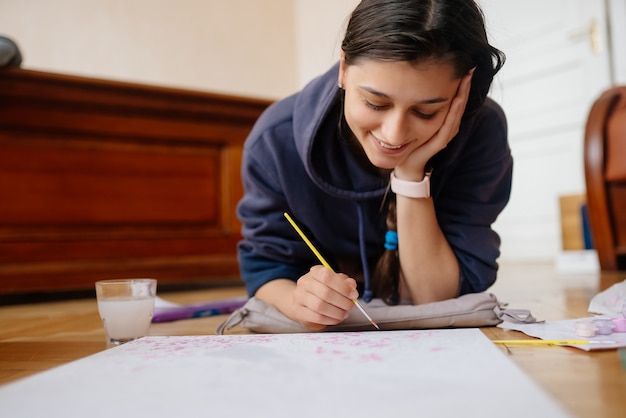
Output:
top-left (237, 63), bottom-right (512, 301)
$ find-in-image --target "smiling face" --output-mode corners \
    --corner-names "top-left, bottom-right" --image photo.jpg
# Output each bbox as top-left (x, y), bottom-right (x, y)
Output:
top-left (339, 56), bottom-right (462, 170)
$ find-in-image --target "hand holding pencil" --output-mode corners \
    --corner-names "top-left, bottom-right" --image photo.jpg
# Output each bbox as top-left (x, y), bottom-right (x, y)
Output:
top-left (284, 212), bottom-right (379, 330)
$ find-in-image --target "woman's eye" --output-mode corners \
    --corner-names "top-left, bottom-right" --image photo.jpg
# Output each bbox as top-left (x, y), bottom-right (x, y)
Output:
top-left (362, 97), bottom-right (437, 120)
top-left (414, 110), bottom-right (437, 120)
top-left (364, 100), bottom-right (387, 111)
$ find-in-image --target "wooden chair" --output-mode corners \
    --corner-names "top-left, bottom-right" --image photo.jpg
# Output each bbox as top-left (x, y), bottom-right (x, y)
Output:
top-left (584, 86), bottom-right (626, 270)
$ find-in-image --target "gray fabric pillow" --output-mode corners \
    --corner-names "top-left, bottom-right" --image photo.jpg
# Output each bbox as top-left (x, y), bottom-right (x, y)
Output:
top-left (217, 293), bottom-right (539, 334)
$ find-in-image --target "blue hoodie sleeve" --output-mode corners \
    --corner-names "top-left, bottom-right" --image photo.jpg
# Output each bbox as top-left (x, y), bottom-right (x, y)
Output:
top-left (236, 99), bottom-right (318, 297)
top-left (433, 99), bottom-right (512, 295)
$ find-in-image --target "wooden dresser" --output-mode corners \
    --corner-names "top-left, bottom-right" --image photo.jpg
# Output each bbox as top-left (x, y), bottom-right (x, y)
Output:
top-left (0, 68), bottom-right (272, 296)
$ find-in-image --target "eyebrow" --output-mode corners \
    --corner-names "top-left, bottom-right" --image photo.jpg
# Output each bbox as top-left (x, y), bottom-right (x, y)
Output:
top-left (360, 86), bottom-right (449, 105)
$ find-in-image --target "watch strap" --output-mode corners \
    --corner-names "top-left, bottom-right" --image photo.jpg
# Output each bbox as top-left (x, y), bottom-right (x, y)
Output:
top-left (390, 170), bottom-right (431, 198)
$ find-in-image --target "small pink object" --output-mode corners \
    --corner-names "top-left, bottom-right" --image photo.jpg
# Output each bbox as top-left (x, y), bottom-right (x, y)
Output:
top-left (575, 320), bottom-right (597, 337)
top-left (612, 317), bottom-right (626, 332)
top-left (593, 319), bottom-right (615, 335)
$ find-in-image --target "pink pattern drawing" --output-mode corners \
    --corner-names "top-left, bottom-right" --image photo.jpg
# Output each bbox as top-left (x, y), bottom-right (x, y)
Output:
top-left (115, 329), bottom-right (451, 365)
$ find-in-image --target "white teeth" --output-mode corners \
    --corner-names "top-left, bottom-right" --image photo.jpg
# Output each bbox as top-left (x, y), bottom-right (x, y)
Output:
top-left (378, 140), bottom-right (402, 150)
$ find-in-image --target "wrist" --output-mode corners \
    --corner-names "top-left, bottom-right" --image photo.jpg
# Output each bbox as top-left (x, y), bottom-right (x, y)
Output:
top-left (391, 167), bottom-right (425, 182)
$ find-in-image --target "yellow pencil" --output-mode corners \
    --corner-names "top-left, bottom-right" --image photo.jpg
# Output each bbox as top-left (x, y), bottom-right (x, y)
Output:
top-left (492, 339), bottom-right (616, 345)
top-left (283, 212), bottom-right (379, 330)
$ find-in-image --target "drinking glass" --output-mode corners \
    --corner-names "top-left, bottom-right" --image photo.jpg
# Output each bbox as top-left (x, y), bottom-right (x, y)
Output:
top-left (95, 278), bottom-right (157, 345)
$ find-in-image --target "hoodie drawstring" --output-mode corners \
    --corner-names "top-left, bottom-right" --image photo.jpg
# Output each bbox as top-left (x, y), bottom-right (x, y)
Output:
top-left (356, 203), bottom-right (373, 303)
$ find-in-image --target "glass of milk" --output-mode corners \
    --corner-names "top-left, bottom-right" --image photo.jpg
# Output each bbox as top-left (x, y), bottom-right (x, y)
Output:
top-left (95, 278), bottom-right (157, 345)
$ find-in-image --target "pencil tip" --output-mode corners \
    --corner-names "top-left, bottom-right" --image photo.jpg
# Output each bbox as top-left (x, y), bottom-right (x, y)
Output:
top-left (373, 322), bottom-right (380, 330)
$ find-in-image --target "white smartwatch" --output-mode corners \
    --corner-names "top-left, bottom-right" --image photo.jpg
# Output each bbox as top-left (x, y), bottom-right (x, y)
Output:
top-left (390, 169), bottom-right (432, 198)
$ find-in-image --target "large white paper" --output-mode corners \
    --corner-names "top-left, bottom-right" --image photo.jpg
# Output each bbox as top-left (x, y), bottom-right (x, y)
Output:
top-left (0, 329), bottom-right (572, 418)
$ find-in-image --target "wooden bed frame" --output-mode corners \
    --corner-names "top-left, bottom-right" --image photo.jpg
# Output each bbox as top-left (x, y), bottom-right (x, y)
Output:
top-left (0, 67), bottom-right (272, 296)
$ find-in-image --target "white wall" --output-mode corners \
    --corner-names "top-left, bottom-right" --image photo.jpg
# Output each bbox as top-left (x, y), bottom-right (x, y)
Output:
top-left (293, 0), bottom-right (359, 87)
top-left (608, 0), bottom-right (626, 84)
top-left (0, 0), bottom-right (296, 99)
top-left (0, 0), bottom-right (365, 98)
top-left (478, 0), bottom-right (612, 263)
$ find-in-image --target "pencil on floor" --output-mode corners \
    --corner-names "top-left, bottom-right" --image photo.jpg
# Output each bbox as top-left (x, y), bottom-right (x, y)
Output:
top-left (492, 339), bottom-right (617, 345)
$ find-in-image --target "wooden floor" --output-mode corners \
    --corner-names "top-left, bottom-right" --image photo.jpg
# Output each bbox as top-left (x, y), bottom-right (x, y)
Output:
top-left (0, 260), bottom-right (625, 418)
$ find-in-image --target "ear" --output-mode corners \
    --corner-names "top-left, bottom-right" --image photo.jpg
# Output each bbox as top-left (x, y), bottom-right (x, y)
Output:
top-left (338, 49), bottom-right (346, 88)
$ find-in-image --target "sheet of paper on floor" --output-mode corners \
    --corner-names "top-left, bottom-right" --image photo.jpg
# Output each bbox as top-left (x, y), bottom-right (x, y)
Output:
top-left (0, 329), bottom-right (573, 418)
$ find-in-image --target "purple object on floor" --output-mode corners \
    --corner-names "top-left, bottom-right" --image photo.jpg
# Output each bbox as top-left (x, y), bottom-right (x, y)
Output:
top-left (152, 297), bottom-right (248, 323)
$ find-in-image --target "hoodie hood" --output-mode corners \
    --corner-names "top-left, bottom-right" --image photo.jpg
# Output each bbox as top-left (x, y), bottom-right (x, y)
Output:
top-left (292, 63), bottom-right (389, 200)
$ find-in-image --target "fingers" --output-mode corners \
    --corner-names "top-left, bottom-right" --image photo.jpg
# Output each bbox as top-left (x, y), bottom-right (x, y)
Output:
top-left (437, 69), bottom-right (474, 144)
top-left (292, 266), bottom-right (358, 329)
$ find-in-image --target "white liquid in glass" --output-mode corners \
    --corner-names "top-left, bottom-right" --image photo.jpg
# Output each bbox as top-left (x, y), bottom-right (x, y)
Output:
top-left (97, 297), bottom-right (155, 342)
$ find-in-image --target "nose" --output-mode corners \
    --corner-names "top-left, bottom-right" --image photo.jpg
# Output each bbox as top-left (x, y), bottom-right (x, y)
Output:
top-left (380, 111), bottom-right (409, 145)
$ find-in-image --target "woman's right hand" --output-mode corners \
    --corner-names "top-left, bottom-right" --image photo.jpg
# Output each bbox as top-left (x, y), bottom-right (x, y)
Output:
top-left (290, 265), bottom-right (358, 330)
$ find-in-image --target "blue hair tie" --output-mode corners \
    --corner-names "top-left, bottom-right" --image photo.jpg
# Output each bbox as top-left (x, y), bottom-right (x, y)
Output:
top-left (384, 230), bottom-right (398, 250)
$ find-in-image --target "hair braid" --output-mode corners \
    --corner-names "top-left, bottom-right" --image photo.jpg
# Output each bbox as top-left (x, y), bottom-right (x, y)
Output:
top-left (374, 198), bottom-right (400, 305)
